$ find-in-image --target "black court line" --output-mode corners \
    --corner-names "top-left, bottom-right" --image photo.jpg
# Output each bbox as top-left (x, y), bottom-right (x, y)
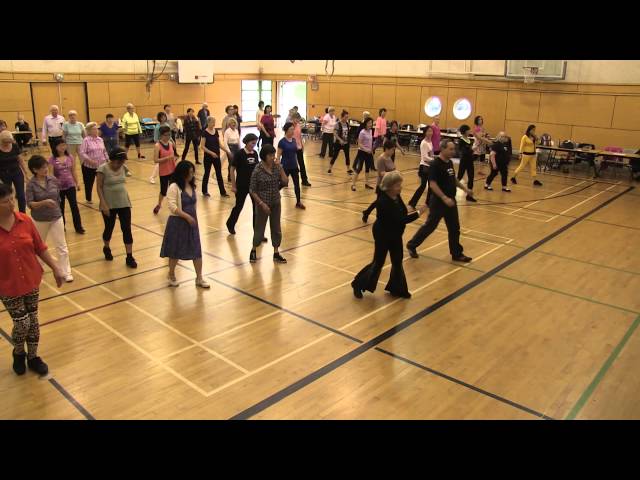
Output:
top-left (374, 348), bottom-right (554, 420)
top-left (229, 186), bottom-right (634, 420)
top-left (48, 378), bottom-right (95, 420)
top-left (0, 327), bottom-right (95, 420)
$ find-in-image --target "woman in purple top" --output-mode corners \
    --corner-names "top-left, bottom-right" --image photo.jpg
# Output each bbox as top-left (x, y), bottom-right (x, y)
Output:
top-left (99, 114), bottom-right (120, 154)
top-left (259, 105), bottom-right (276, 146)
top-left (49, 140), bottom-right (84, 234)
top-left (351, 117), bottom-right (375, 191)
top-left (277, 122), bottom-right (305, 210)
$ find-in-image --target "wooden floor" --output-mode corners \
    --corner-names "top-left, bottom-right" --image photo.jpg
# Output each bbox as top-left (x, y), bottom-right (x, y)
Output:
top-left (1, 129), bottom-right (638, 420)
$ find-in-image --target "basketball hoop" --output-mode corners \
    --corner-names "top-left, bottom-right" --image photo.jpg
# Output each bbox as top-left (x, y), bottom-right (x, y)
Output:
top-left (523, 66), bottom-right (539, 84)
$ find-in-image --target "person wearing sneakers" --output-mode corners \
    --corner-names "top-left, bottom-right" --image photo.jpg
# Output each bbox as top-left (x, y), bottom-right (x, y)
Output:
top-left (160, 161), bottom-right (209, 289)
top-left (362, 140), bottom-right (397, 223)
top-left (511, 124), bottom-right (543, 187)
top-left (406, 138), bottom-right (474, 263)
top-left (319, 106), bottom-right (337, 159)
top-left (96, 147), bottom-right (137, 268)
top-left (152, 126), bottom-right (178, 215)
top-left (351, 117), bottom-right (375, 192)
top-left (328, 110), bottom-right (353, 174)
top-left (121, 103), bottom-right (145, 160)
top-left (456, 124), bottom-right (477, 203)
top-left (25, 155), bottom-right (74, 283)
top-left (484, 132), bottom-right (511, 192)
top-left (277, 122), bottom-right (305, 210)
top-left (249, 145), bottom-right (289, 264)
top-left (0, 183), bottom-right (64, 376)
top-left (352, 171), bottom-right (427, 300)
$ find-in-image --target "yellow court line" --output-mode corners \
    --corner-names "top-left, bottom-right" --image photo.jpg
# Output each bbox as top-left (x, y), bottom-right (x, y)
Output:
top-left (69, 269), bottom-right (250, 375)
top-left (545, 182), bottom-right (621, 223)
top-left (41, 280), bottom-right (210, 397)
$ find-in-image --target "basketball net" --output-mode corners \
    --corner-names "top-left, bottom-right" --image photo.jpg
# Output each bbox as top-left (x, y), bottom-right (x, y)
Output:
top-left (523, 67), bottom-right (539, 84)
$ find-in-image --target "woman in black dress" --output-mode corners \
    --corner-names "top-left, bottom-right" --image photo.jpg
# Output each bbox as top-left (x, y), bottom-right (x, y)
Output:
top-left (352, 171), bottom-right (427, 299)
top-left (200, 116), bottom-right (231, 198)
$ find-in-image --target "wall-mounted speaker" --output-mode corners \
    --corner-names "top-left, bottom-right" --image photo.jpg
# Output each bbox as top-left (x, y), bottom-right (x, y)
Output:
top-left (54, 73), bottom-right (64, 82)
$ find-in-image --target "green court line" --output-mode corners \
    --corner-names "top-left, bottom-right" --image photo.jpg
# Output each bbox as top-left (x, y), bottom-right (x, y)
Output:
top-left (534, 250), bottom-right (640, 277)
top-left (495, 274), bottom-right (640, 316)
top-left (565, 314), bottom-right (640, 420)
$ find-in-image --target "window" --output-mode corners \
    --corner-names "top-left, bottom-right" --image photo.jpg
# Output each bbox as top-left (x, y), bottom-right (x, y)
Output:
top-left (242, 80), bottom-right (272, 123)
top-left (424, 96), bottom-right (442, 117)
top-left (452, 98), bottom-right (472, 120)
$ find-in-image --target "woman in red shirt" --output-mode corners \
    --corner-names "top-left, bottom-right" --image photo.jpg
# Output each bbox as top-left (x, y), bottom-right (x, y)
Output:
top-left (259, 105), bottom-right (276, 146)
top-left (0, 183), bottom-right (64, 376)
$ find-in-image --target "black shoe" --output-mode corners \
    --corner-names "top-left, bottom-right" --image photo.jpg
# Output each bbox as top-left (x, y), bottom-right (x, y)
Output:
top-left (347, 169), bottom-right (354, 174)
top-left (327, 169), bottom-right (332, 174)
top-left (533, 180), bottom-right (543, 186)
top-left (302, 181), bottom-right (311, 187)
top-left (126, 255), bottom-right (138, 268)
top-left (202, 192), bottom-right (211, 198)
top-left (12, 350), bottom-right (26, 376)
top-left (362, 211), bottom-right (369, 223)
top-left (365, 184), bottom-right (374, 190)
top-left (103, 246), bottom-right (113, 261)
top-left (407, 244), bottom-right (419, 258)
top-left (452, 254), bottom-right (472, 263)
top-left (226, 221), bottom-right (235, 235)
top-left (262, 237), bottom-right (268, 243)
top-left (75, 228), bottom-right (86, 234)
top-left (390, 291), bottom-right (412, 299)
top-left (510, 177), bottom-right (517, 185)
top-left (221, 193), bottom-right (230, 198)
top-left (502, 187), bottom-right (511, 192)
top-left (27, 356), bottom-right (48, 376)
top-left (196, 161), bottom-right (202, 165)
top-left (484, 184), bottom-right (493, 191)
top-left (250, 249), bottom-right (257, 263)
top-left (351, 281), bottom-right (363, 299)
top-left (273, 253), bottom-right (287, 264)
top-left (466, 195), bottom-right (477, 202)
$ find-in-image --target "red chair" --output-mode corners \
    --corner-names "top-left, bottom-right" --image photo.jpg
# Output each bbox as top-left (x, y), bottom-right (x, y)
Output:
top-left (601, 146), bottom-right (624, 177)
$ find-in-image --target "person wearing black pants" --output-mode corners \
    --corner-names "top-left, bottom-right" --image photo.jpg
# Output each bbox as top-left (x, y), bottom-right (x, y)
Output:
top-left (200, 116), bottom-right (230, 198)
top-left (484, 132), bottom-right (511, 192)
top-left (456, 124), bottom-right (477, 202)
top-left (59, 187), bottom-right (83, 232)
top-left (406, 139), bottom-right (474, 263)
top-left (181, 108), bottom-right (201, 164)
top-left (408, 125), bottom-right (435, 209)
top-left (0, 132), bottom-right (27, 213)
top-left (226, 134), bottom-right (261, 235)
top-left (278, 122), bottom-right (305, 209)
top-left (292, 116), bottom-right (311, 186)
top-left (328, 110), bottom-right (353, 174)
top-left (319, 107), bottom-right (336, 158)
top-left (352, 171), bottom-right (426, 299)
top-left (81, 164), bottom-right (97, 202)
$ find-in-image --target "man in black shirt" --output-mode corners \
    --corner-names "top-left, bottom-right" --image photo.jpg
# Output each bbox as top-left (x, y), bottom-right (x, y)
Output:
top-left (407, 138), bottom-right (474, 263)
top-left (226, 133), bottom-right (262, 236)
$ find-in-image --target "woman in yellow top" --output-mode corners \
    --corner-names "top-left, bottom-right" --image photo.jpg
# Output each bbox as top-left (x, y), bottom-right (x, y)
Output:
top-left (121, 103), bottom-right (145, 159)
top-left (510, 124), bottom-right (542, 186)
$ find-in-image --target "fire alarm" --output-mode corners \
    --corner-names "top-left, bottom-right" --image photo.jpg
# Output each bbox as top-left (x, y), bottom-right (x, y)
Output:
top-left (54, 73), bottom-right (64, 82)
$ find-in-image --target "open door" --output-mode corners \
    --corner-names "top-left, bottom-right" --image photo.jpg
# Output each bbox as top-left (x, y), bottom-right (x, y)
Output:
top-left (277, 81), bottom-right (307, 125)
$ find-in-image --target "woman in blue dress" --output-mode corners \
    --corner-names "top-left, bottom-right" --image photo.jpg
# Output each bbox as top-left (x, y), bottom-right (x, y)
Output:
top-left (160, 160), bottom-right (210, 289)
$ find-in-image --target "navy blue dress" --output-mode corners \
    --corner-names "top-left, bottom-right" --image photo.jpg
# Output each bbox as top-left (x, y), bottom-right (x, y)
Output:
top-left (160, 188), bottom-right (202, 260)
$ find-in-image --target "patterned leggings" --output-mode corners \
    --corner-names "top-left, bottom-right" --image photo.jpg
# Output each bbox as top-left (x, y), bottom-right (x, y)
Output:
top-left (0, 289), bottom-right (40, 359)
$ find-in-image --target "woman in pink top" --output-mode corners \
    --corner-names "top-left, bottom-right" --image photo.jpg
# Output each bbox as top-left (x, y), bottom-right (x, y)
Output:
top-left (153, 126), bottom-right (178, 215)
top-left (431, 116), bottom-right (441, 154)
top-left (49, 140), bottom-right (84, 234)
top-left (79, 122), bottom-right (109, 204)
top-left (472, 115), bottom-right (491, 162)
top-left (373, 108), bottom-right (388, 154)
top-left (351, 117), bottom-right (375, 191)
top-left (292, 116), bottom-right (311, 187)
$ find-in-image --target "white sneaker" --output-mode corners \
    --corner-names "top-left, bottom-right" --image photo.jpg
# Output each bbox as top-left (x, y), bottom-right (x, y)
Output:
top-left (65, 274), bottom-right (74, 283)
top-left (195, 278), bottom-right (210, 289)
top-left (168, 276), bottom-right (179, 287)
top-left (149, 177), bottom-right (156, 184)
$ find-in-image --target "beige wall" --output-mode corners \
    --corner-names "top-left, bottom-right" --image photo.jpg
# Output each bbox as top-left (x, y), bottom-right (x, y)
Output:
top-left (1, 71), bottom-right (640, 149)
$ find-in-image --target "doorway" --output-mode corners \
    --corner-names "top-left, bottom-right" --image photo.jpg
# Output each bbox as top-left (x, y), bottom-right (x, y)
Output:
top-left (277, 81), bottom-right (307, 125)
top-left (31, 82), bottom-right (88, 127)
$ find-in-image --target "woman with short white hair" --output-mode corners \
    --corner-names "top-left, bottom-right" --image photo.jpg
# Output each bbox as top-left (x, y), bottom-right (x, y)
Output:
top-left (63, 110), bottom-right (85, 168)
top-left (351, 171), bottom-right (426, 299)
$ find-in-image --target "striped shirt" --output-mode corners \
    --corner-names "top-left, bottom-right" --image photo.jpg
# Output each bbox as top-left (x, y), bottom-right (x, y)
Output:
top-left (42, 114), bottom-right (66, 142)
top-left (79, 135), bottom-right (109, 169)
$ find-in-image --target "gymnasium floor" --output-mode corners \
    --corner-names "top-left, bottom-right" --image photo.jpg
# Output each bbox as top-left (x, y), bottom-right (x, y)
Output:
top-left (1, 129), bottom-right (638, 420)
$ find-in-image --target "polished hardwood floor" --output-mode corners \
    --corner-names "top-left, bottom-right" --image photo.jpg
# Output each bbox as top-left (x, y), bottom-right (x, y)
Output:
top-left (1, 129), bottom-right (638, 419)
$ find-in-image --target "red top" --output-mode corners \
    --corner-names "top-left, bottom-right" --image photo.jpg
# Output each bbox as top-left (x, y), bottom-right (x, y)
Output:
top-left (0, 212), bottom-right (48, 297)
top-left (261, 115), bottom-right (275, 137)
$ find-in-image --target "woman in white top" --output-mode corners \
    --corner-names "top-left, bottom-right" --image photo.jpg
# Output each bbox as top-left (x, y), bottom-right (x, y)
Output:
top-left (160, 160), bottom-right (209, 289)
top-left (408, 125), bottom-right (435, 209)
top-left (224, 118), bottom-right (240, 182)
top-left (319, 107), bottom-right (337, 159)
